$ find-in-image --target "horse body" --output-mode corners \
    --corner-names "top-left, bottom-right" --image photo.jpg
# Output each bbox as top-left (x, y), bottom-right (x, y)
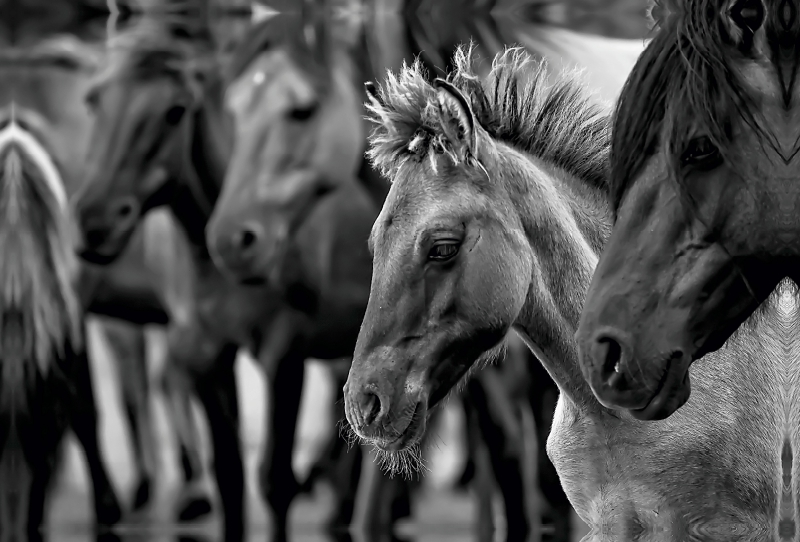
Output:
top-left (575, 0), bottom-right (800, 420)
top-left (0, 119), bottom-right (121, 538)
top-left (343, 44), bottom-right (800, 540)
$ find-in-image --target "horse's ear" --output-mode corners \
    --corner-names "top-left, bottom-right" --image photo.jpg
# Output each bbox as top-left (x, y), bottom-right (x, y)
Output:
top-left (434, 78), bottom-right (477, 162)
top-left (723, 0), bottom-right (765, 52)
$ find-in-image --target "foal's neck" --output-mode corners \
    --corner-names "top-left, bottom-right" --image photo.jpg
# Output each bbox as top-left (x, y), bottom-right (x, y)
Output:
top-left (506, 149), bottom-right (611, 413)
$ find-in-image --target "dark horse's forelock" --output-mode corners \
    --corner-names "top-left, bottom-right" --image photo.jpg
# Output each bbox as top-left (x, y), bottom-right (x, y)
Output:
top-left (0, 122), bottom-right (81, 392)
top-left (611, 0), bottom-right (771, 211)
top-left (365, 43), bottom-right (610, 192)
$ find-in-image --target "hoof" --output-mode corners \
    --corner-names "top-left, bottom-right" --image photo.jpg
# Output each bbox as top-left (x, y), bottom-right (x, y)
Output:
top-left (177, 495), bottom-right (214, 522)
top-left (131, 478), bottom-right (151, 511)
top-left (95, 491), bottom-right (123, 526)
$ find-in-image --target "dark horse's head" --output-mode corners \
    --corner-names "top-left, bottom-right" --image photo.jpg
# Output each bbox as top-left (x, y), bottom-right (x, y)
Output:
top-left (0, 118), bottom-right (82, 408)
top-left (73, 22), bottom-right (220, 264)
top-left (576, 0), bottom-right (800, 420)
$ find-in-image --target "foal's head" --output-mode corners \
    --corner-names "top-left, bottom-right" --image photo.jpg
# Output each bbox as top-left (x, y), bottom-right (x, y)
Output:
top-left (74, 24), bottom-right (215, 264)
top-left (576, 0), bottom-right (800, 420)
top-left (343, 46), bottom-right (610, 459)
top-left (206, 13), bottom-right (364, 286)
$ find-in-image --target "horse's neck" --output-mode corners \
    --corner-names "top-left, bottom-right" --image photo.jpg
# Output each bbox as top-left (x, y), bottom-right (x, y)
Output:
top-left (169, 84), bottom-right (230, 260)
top-left (509, 155), bottom-right (611, 412)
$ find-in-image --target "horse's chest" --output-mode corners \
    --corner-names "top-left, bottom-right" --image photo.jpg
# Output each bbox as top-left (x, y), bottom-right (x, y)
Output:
top-left (547, 399), bottom-right (781, 540)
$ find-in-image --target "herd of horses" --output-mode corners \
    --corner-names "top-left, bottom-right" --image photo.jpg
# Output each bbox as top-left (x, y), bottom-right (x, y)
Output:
top-left (7, 0), bottom-right (800, 541)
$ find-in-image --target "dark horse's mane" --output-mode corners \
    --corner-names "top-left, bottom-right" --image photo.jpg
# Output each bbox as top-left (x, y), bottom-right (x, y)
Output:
top-left (611, 0), bottom-right (773, 211)
top-left (0, 123), bottom-right (81, 408)
top-left (366, 43), bottom-right (610, 193)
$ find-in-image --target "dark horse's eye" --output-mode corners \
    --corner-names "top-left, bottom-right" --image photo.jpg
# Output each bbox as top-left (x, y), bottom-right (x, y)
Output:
top-left (428, 241), bottom-right (460, 262)
top-left (289, 104), bottom-right (318, 121)
top-left (165, 105), bottom-right (186, 125)
top-left (681, 136), bottom-right (722, 169)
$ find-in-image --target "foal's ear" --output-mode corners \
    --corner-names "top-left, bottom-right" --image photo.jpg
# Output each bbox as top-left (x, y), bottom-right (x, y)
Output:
top-left (434, 78), bottom-right (478, 162)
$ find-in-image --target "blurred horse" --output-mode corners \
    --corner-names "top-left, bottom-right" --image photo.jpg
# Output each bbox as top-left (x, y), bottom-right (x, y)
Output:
top-left (10, 35), bottom-right (207, 515)
top-left (344, 43), bottom-right (796, 541)
top-left (0, 117), bottom-right (121, 538)
top-left (575, 0), bottom-right (800, 419)
top-left (72, 14), bottom-right (364, 537)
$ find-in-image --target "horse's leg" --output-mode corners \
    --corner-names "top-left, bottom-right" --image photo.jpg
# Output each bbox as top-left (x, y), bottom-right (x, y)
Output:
top-left (160, 362), bottom-right (213, 521)
top-left (466, 370), bottom-right (534, 542)
top-left (460, 392), bottom-right (495, 539)
top-left (529, 361), bottom-right (572, 542)
top-left (98, 318), bottom-right (155, 511)
top-left (258, 344), bottom-right (305, 538)
top-left (190, 343), bottom-right (244, 539)
top-left (67, 345), bottom-right (123, 526)
top-left (321, 363), bottom-right (363, 529)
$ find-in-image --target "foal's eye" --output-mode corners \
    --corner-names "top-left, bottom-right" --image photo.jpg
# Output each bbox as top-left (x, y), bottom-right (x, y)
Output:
top-left (165, 105), bottom-right (186, 125)
top-left (681, 136), bottom-right (722, 169)
top-left (428, 241), bottom-right (460, 262)
top-left (289, 103), bottom-right (318, 121)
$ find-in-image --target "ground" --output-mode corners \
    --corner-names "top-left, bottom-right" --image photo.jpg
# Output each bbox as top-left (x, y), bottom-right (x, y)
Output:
top-left (45, 319), bottom-right (589, 541)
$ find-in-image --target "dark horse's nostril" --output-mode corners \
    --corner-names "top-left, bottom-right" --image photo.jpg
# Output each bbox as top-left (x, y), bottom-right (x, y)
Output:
top-left (358, 392), bottom-right (382, 427)
top-left (595, 335), bottom-right (628, 390)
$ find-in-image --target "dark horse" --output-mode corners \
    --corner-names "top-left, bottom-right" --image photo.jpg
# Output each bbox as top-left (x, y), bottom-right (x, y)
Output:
top-left (343, 43), bottom-right (800, 541)
top-left (0, 118), bottom-right (121, 538)
top-left (575, 0), bottom-right (800, 419)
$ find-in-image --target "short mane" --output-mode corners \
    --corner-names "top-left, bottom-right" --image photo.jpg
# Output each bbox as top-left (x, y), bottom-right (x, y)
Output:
top-left (610, 0), bottom-right (772, 210)
top-left (365, 43), bottom-right (611, 192)
top-left (0, 122), bottom-right (81, 386)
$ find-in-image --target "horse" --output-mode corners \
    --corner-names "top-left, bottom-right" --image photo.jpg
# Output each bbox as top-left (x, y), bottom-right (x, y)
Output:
top-left (11, 34), bottom-right (206, 515)
top-left (205, 8), bottom-right (554, 539)
top-left (342, 43), bottom-right (799, 541)
top-left (574, 0), bottom-right (800, 420)
top-left (0, 117), bottom-right (122, 539)
top-left (70, 14), bottom-right (392, 538)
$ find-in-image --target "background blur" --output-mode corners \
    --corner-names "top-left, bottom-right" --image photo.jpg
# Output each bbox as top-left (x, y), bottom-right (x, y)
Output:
top-left (6, 0), bottom-right (652, 540)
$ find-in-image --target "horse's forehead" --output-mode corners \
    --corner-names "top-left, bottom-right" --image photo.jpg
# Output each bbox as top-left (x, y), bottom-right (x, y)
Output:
top-left (226, 49), bottom-right (313, 118)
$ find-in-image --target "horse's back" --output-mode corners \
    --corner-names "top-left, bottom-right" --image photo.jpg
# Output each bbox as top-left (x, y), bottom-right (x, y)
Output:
top-left (549, 282), bottom-right (794, 540)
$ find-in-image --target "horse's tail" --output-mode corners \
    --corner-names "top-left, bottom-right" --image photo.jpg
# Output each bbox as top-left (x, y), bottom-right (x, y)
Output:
top-left (0, 118), bottom-right (82, 417)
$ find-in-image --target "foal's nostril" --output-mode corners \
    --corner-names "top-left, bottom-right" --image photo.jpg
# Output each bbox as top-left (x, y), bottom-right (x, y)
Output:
top-left (117, 202), bottom-right (134, 218)
top-left (358, 392), bottom-right (382, 427)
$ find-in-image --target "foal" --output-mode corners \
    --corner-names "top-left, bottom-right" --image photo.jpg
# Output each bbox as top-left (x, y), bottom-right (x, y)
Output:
top-left (345, 45), bottom-right (791, 540)
top-left (0, 120), bottom-right (121, 538)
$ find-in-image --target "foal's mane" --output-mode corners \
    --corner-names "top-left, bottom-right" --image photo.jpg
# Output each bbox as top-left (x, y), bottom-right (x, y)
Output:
top-left (0, 121), bottom-right (80, 380)
top-left (611, 0), bottom-right (770, 210)
top-left (366, 43), bottom-right (610, 192)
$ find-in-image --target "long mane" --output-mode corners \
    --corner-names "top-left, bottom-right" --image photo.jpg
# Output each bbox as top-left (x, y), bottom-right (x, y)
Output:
top-left (364, 43), bottom-right (611, 192)
top-left (0, 119), bottom-right (81, 394)
top-left (610, 0), bottom-right (773, 210)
